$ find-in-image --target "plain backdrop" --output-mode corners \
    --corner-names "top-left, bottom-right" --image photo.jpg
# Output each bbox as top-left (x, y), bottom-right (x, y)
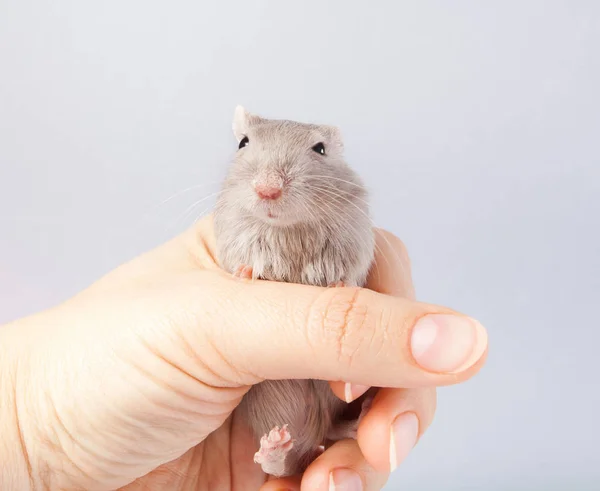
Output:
top-left (1, 2), bottom-right (598, 490)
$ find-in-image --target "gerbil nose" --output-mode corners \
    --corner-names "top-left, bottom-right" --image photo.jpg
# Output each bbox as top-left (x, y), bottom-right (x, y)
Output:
top-left (255, 184), bottom-right (282, 200)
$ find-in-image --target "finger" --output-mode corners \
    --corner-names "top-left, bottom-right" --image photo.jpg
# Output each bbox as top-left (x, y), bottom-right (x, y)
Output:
top-left (367, 228), bottom-right (416, 300)
top-left (299, 439), bottom-right (388, 491)
top-left (331, 229), bottom-right (415, 400)
top-left (357, 387), bottom-right (436, 473)
top-left (260, 475), bottom-right (302, 491)
top-left (202, 271), bottom-right (488, 388)
top-left (329, 381), bottom-right (371, 403)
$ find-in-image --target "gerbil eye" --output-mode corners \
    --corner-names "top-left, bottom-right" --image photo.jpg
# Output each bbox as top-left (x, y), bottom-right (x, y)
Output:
top-left (312, 142), bottom-right (326, 155)
top-left (238, 136), bottom-right (249, 149)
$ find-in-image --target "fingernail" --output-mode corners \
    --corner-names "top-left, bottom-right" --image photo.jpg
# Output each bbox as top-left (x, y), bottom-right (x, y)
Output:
top-left (389, 412), bottom-right (419, 471)
top-left (329, 468), bottom-right (363, 491)
top-left (344, 383), bottom-right (370, 403)
top-left (410, 314), bottom-right (488, 373)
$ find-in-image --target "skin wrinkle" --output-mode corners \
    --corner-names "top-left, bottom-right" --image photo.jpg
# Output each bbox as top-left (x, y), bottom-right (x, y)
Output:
top-left (334, 291), bottom-right (351, 366)
top-left (34, 373), bottom-right (92, 488)
top-left (175, 298), bottom-right (244, 389)
top-left (123, 357), bottom-right (228, 434)
top-left (318, 287), bottom-right (366, 368)
top-left (133, 332), bottom-right (211, 398)
top-left (298, 288), bottom-right (322, 361)
top-left (345, 300), bottom-right (372, 369)
top-left (164, 453), bottom-right (197, 484)
top-left (379, 303), bottom-right (393, 357)
top-left (309, 288), bottom-right (343, 363)
top-left (339, 289), bottom-right (370, 370)
top-left (46, 395), bottom-right (123, 479)
top-left (104, 357), bottom-right (200, 444)
top-left (103, 400), bottom-right (173, 465)
top-left (13, 358), bottom-right (35, 491)
top-left (34, 412), bottom-right (63, 491)
top-left (45, 391), bottom-right (99, 487)
top-left (169, 325), bottom-right (230, 392)
top-left (132, 321), bottom-right (250, 408)
top-left (123, 353), bottom-right (231, 420)
top-left (204, 329), bottom-right (258, 386)
top-left (164, 279), bottom-right (257, 387)
top-left (200, 282), bottom-right (264, 385)
top-left (300, 288), bottom-right (325, 361)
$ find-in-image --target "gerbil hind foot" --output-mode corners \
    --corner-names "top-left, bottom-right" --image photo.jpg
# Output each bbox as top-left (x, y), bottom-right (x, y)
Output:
top-left (253, 425), bottom-right (294, 477)
top-left (233, 264), bottom-right (253, 280)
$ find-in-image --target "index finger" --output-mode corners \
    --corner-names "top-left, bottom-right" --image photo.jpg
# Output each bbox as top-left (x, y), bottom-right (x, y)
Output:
top-left (367, 228), bottom-right (415, 300)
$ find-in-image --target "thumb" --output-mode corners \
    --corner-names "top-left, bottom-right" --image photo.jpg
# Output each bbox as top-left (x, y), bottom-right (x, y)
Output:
top-left (201, 271), bottom-right (488, 389)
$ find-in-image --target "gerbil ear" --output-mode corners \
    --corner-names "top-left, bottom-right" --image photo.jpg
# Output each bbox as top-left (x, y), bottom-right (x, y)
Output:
top-left (232, 105), bottom-right (262, 142)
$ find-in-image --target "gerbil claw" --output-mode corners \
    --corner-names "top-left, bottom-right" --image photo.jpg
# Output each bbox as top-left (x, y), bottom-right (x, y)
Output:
top-left (253, 424), bottom-right (294, 475)
top-left (327, 281), bottom-right (345, 288)
top-left (233, 265), bottom-right (253, 280)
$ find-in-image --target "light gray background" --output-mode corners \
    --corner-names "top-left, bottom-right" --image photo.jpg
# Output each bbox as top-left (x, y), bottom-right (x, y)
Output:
top-left (1, 1), bottom-right (598, 490)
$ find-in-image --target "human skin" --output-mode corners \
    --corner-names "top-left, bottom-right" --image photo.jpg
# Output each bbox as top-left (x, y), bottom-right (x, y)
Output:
top-left (0, 216), bottom-right (488, 491)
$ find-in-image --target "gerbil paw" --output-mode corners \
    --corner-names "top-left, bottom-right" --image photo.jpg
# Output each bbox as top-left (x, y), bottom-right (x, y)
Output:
top-left (327, 281), bottom-right (345, 288)
top-left (253, 425), bottom-right (294, 474)
top-left (233, 265), bottom-right (253, 280)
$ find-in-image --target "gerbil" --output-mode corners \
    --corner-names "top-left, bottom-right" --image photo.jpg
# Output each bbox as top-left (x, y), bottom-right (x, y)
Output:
top-left (213, 106), bottom-right (376, 477)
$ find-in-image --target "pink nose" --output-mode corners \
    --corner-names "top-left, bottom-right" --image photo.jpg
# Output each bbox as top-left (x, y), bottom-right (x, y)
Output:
top-left (255, 184), bottom-right (282, 200)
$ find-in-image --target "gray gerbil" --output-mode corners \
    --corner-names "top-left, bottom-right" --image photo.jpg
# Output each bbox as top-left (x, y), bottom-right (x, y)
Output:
top-left (213, 106), bottom-right (376, 477)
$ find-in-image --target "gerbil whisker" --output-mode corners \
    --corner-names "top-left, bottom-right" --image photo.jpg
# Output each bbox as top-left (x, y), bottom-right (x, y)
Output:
top-left (158, 181), bottom-right (220, 206)
top-left (142, 181), bottom-right (220, 218)
top-left (310, 181), bottom-right (371, 207)
top-left (166, 191), bottom-right (220, 233)
top-left (315, 185), bottom-right (407, 285)
top-left (297, 193), bottom-right (331, 231)
top-left (325, 198), bottom-right (383, 284)
top-left (305, 193), bottom-right (382, 285)
top-left (310, 185), bottom-right (391, 280)
top-left (308, 175), bottom-right (371, 190)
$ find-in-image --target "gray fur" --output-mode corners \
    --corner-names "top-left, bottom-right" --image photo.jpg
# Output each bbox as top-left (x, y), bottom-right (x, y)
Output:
top-left (213, 106), bottom-right (375, 476)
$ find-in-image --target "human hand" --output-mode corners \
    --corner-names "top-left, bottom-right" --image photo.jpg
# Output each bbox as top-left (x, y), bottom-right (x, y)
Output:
top-left (0, 216), bottom-right (487, 491)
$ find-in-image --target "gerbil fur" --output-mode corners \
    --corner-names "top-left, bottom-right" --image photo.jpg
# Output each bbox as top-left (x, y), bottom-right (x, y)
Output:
top-left (213, 106), bottom-right (375, 477)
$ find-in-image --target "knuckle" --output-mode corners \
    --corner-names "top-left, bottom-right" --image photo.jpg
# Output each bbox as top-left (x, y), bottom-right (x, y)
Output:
top-left (309, 287), bottom-right (374, 366)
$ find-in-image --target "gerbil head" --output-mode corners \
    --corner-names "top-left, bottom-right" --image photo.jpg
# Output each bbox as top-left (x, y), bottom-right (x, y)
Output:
top-left (220, 106), bottom-right (368, 227)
